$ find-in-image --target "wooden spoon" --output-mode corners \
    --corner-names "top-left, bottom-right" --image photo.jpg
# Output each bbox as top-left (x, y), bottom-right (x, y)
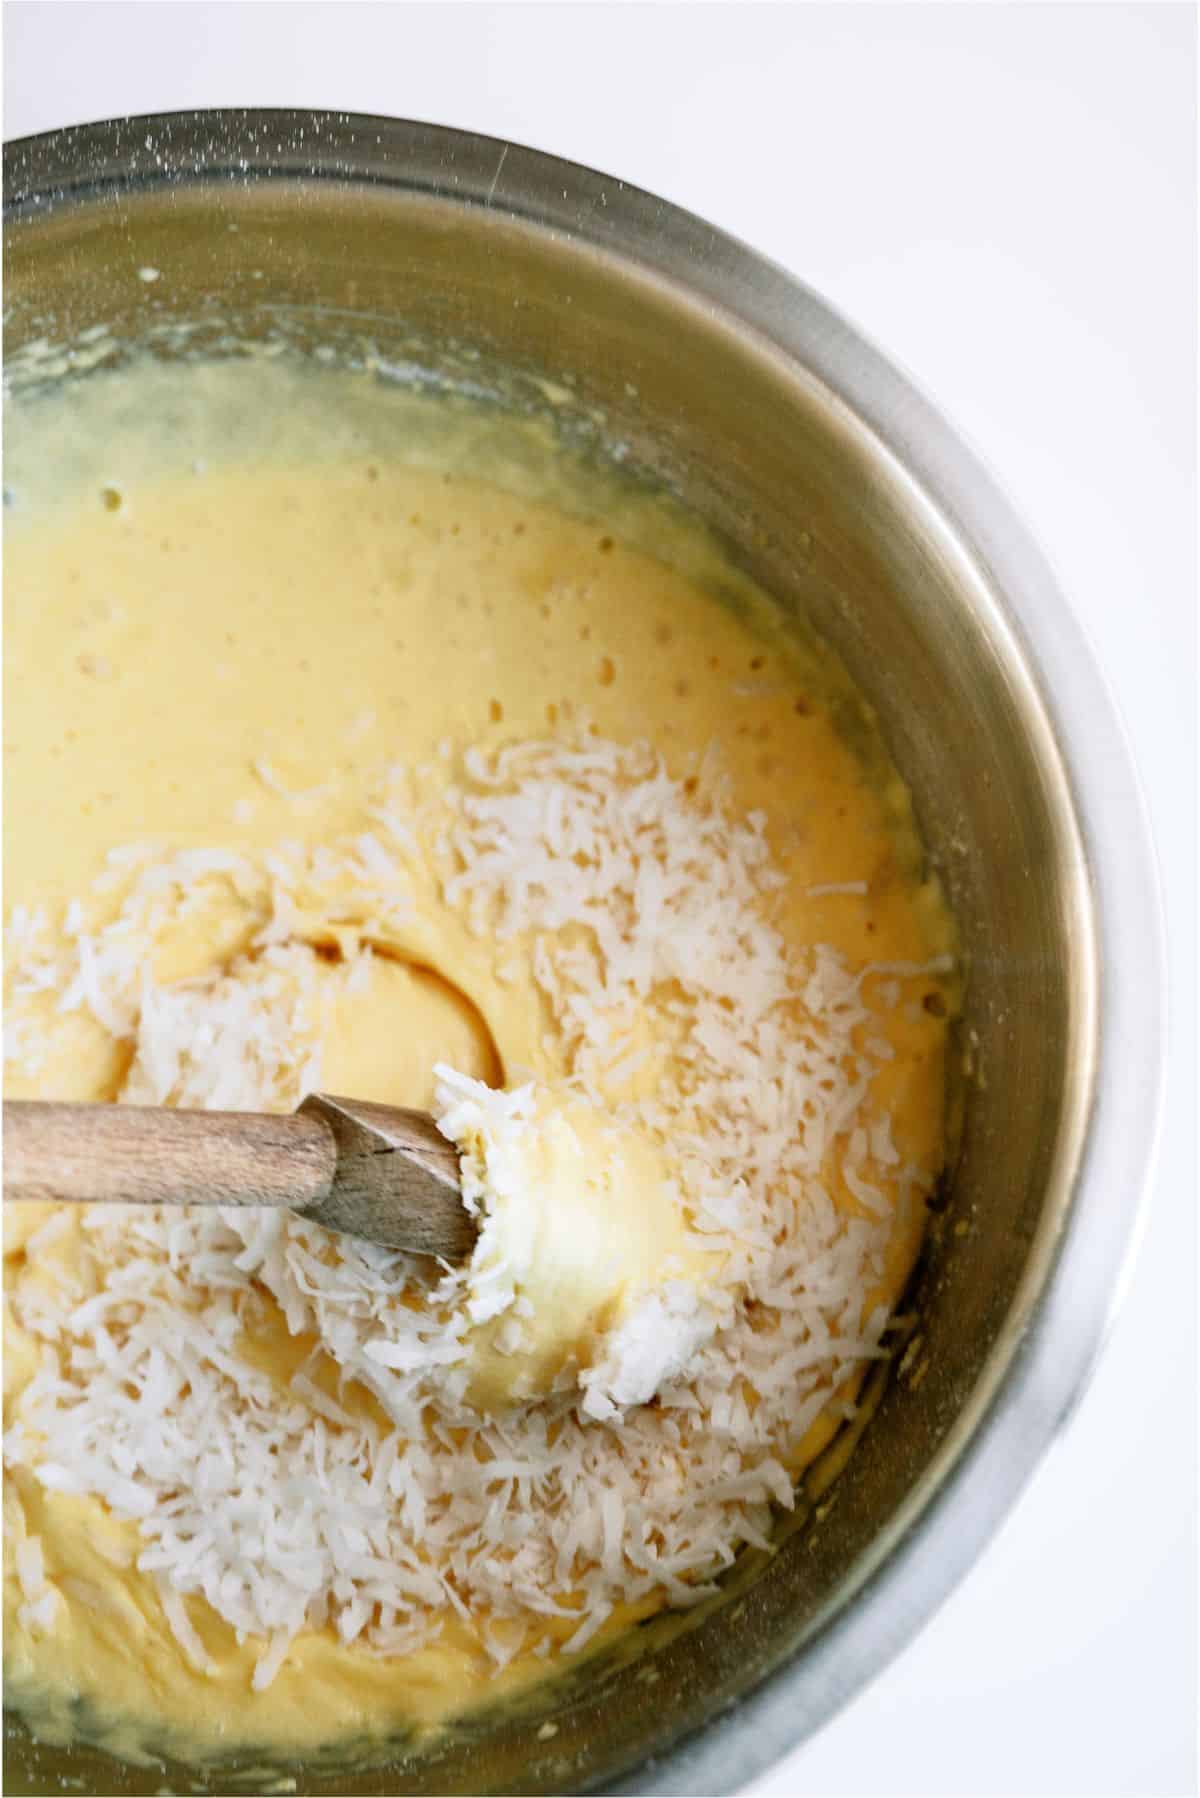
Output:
top-left (1, 1094), bottom-right (475, 1260)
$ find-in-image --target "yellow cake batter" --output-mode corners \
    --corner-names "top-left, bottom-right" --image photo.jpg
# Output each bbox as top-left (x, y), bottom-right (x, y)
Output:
top-left (3, 356), bottom-right (957, 1767)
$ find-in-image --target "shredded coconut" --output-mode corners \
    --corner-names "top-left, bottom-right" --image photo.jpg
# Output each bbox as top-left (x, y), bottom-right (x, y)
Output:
top-left (4, 733), bottom-right (942, 1688)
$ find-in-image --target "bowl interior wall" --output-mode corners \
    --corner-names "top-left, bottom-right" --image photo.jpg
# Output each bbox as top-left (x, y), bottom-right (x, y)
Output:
top-left (3, 175), bottom-right (1089, 1796)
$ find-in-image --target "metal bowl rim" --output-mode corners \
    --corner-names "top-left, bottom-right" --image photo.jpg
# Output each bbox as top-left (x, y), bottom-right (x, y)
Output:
top-left (2, 109), bottom-right (1168, 1797)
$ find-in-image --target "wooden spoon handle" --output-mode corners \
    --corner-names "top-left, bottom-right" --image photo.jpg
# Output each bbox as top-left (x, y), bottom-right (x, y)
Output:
top-left (2, 1100), bottom-right (336, 1210)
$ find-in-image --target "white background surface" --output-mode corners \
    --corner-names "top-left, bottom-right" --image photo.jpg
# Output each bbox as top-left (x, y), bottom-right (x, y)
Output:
top-left (3, 5), bottom-right (1195, 1795)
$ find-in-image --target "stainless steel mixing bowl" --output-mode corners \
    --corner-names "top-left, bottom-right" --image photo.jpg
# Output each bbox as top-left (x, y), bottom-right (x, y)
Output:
top-left (2, 112), bottom-right (1164, 1797)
